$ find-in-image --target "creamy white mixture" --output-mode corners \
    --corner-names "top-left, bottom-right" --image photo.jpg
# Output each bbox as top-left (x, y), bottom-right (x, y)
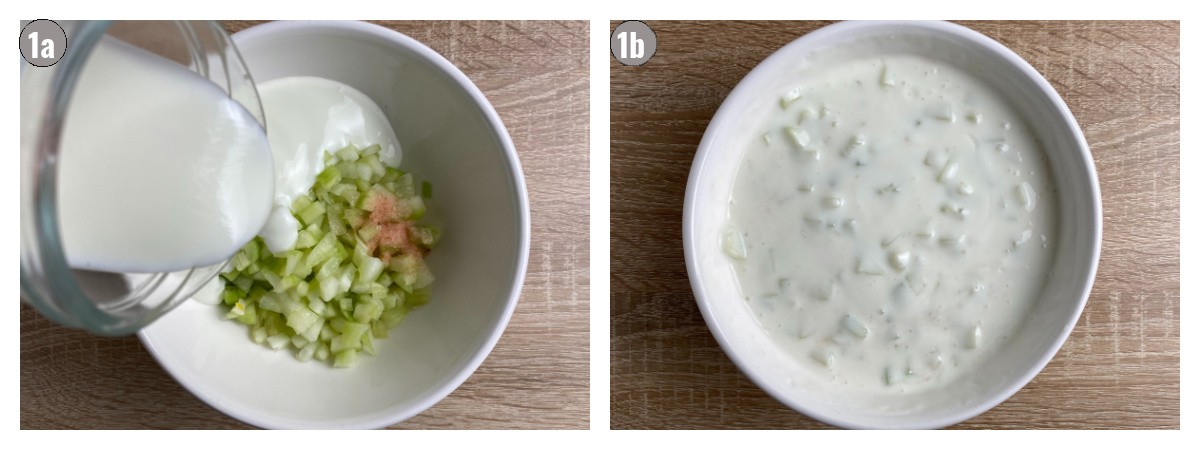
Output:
top-left (724, 55), bottom-right (1058, 394)
top-left (58, 37), bottom-right (274, 273)
top-left (254, 76), bottom-right (402, 254)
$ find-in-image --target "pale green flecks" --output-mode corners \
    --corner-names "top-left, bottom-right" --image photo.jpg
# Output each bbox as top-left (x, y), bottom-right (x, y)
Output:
top-left (967, 325), bottom-right (982, 349)
top-left (888, 250), bottom-right (911, 271)
top-left (780, 88), bottom-right (802, 109)
top-left (841, 314), bottom-right (870, 339)
top-left (786, 126), bottom-right (811, 150)
top-left (721, 227), bottom-right (748, 260)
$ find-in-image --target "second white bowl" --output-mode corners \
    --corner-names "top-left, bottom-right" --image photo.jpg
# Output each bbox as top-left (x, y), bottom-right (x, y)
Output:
top-left (683, 20), bottom-right (1101, 429)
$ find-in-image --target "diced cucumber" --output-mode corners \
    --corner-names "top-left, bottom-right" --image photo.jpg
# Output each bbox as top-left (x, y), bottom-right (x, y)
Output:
top-left (354, 300), bottom-right (381, 324)
top-left (380, 305), bottom-right (409, 329)
top-left (967, 326), bottom-right (982, 349)
top-left (232, 252), bottom-right (252, 272)
top-left (396, 174), bottom-right (416, 198)
top-left (357, 223), bottom-right (380, 243)
top-left (293, 229), bottom-right (317, 250)
top-left (329, 317), bottom-right (347, 334)
top-left (333, 349), bottom-right (359, 368)
top-left (233, 275), bottom-right (253, 294)
top-left (382, 291), bottom-right (401, 310)
top-left (358, 256), bottom-right (385, 283)
top-left (405, 196), bottom-right (426, 221)
top-left (1017, 182), bottom-right (1037, 212)
top-left (217, 140), bottom-right (440, 368)
top-left (780, 87), bottom-right (801, 108)
top-left (841, 314), bottom-right (870, 339)
top-left (292, 195), bottom-right (313, 215)
top-left (298, 201), bottom-right (326, 227)
top-left (297, 342), bottom-right (318, 362)
top-left (335, 145), bottom-right (360, 162)
top-left (786, 126), bottom-right (811, 150)
top-left (327, 202), bottom-right (346, 236)
top-left (381, 167), bottom-right (403, 183)
top-left (285, 307), bottom-right (320, 334)
top-left (305, 233), bottom-right (338, 269)
top-left (237, 303), bottom-right (258, 325)
top-left (300, 318), bottom-right (324, 342)
top-left (938, 161), bottom-right (959, 183)
top-left (404, 287), bottom-right (432, 308)
top-left (222, 287), bottom-right (242, 306)
top-left (343, 208), bottom-right (366, 229)
top-left (363, 154), bottom-right (386, 179)
top-left (721, 228), bottom-right (747, 260)
top-left (266, 334), bottom-right (291, 350)
top-left (372, 320), bottom-right (389, 339)
top-left (251, 327), bottom-right (268, 344)
top-left (361, 332), bottom-right (376, 357)
top-left (810, 349), bottom-right (834, 367)
top-left (317, 278), bottom-right (340, 302)
top-left (316, 165), bottom-right (342, 190)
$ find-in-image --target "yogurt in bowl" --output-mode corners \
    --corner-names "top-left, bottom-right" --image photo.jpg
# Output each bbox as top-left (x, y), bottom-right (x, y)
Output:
top-left (683, 21), bottom-right (1100, 429)
top-left (138, 21), bottom-right (530, 429)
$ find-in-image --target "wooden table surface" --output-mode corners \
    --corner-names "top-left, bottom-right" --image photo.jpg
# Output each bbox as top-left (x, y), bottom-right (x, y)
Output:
top-left (20, 20), bottom-right (590, 429)
top-left (610, 20), bottom-right (1179, 429)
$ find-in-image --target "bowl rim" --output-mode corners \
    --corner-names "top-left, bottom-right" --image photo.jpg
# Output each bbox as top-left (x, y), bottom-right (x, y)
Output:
top-left (137, 19), bottom-right (531, 430)
top-left (682, 20), bottom-right (1101, 429)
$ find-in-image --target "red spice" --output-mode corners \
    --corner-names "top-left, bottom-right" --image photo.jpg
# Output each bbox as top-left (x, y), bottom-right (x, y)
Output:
top-left (368, 193), bottom-right (395, 225)
top-left (378, 222), bottom-right (411, 252)
top-left (357, 188), bottom-right (425, 264)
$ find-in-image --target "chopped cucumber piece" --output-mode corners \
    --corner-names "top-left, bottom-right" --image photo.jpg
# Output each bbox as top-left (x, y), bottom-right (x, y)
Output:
top-left (1017, 182), bottom-right (1037, 212)
top-left (292, 196), bottom-right (314, 215)
top-left (266, 334), bottom-right (291, 350)
top-left (251, 327), bottom-right (267, 344)
top-left (314, 343), bottom-right (330, 361)
top-left (786, 126), bottom-right (811, 150)
top-left (721, 228), bottom-right (748, 260)
top-left (841, 314), bottom-right (870, 339)
top-left (380, 306), bottom-right (408, 329)
top-left (811, 349), bottom-right (834, 367)
top-left (316, 165), bottom-right (342, 190)
top-left (336, 145), bottom-right (360, 162)
top-left (297, 342), bottom-right (318, 362)
top-left (780, 87), bottom-right (801, 109)
top-left (333, 349), bottom-right (359, 368)
top-left (298, 201), bottom-right (326, 227)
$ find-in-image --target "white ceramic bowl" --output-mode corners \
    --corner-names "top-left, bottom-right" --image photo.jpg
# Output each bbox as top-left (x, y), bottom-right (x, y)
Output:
top-left (683, 21), bottom-right (1101, 429)
top-left (139, 21), bottom-right (530, 429)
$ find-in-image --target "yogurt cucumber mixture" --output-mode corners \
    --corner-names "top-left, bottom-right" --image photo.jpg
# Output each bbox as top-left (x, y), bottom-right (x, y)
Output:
top-left (215, 77), bottom-right (439, 368)
top-left (723, 55), bottom-right (1057, 393)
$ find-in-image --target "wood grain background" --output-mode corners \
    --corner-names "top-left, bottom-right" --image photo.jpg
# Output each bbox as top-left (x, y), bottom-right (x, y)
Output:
top-left (610, 20), bottom-right (1179, 429)
top-left (20, 20), bottom-right (590, 429)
